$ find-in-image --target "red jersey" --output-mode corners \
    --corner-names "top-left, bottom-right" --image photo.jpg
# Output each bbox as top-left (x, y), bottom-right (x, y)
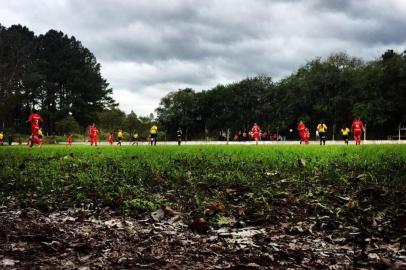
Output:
top-left (67, 135), bottom-right (73, 145)
top-left (304, 128), bottom-right (310, 138)
top-left (28, 113), bottom-right (43, 128)
top-left (89, 126), bottom-right (98, 137)
top-left (352, 120), bottom-right (364, 131)
top-left (252, 125), bottom-right (260, 133)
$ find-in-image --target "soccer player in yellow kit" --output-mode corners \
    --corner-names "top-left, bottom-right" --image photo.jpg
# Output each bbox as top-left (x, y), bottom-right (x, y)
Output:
top-left (341, 125), bottom-right (350, 145)
top-left (150, 125), bottom-right (158, 146)
top-left (316, 121), bottom-right (328, 145)
top-left (132, 132), bottom-right (139, 146)
top-left (117, 129), bottom-right (123, 146)
top-left (0, 131), bottom-right (4, 146)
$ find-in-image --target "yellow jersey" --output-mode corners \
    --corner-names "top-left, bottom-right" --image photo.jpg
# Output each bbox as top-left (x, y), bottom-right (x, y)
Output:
top-left (150, 125), bottom-right (158, 134)
top-left (38, 129), bottom-right (43, 136)
top-left (317, 123), bottom-right (327, 133)
top-left (118, 131), bottom-right (123, 137)
top-left (341, 128), bottom-right (350, 136)
top-left (133, 133), bottom-right (139, 139)
top-left (0, 133), bottom-right (3, 140)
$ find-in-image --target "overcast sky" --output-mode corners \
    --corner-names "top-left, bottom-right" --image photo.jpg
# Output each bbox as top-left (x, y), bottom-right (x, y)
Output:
top-left (2, 0), bottom-right (406, 115)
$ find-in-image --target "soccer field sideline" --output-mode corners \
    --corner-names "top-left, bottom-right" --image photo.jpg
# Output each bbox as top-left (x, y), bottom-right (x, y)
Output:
top-left (49, 139), bottom-right (406, 146)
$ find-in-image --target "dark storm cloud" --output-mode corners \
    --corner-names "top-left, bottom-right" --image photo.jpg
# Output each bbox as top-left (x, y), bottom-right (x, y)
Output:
top-left (1, 0), bottom-right (406, 114)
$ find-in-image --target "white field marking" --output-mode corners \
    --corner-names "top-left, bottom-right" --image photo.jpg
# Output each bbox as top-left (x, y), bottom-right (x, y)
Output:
top-left (50, 140), bottom-right (406, 146)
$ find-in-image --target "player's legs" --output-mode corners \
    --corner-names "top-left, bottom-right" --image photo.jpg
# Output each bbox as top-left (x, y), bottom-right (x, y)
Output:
top-left (354, 130), bottom-right (361, 145)
top-left (30, 135), bottom-right (41, 146)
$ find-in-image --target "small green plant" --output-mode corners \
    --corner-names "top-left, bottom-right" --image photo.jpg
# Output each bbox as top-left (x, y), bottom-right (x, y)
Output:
top-left (124, 198), bottom-right (157, 213)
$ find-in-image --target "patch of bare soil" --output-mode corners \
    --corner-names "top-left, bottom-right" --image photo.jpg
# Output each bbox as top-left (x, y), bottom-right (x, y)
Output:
top-left (1, 206), bottom-right (406, 270)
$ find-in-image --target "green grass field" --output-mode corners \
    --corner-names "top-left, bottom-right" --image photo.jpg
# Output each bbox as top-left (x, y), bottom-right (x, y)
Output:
top-left (1, 145), bottom-right (405, 226)
top-left (1, 144), bottom-right (406, 268)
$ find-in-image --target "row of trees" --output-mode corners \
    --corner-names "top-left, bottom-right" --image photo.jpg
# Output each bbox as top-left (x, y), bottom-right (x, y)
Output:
top-left (156, 51), bottom-right (406, 139)
top-left (2, 24), bottom-right (405, 140)
top-left (0, 24), bottom-right (116, 134)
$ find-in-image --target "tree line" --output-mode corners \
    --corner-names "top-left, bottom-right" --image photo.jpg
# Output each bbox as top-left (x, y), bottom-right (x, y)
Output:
top-left (0, 24), bottom-right (116, 134)
top-left (2, 23), bottom-right (405, 140)
top-left (156, 51), bottom-right (406, 140)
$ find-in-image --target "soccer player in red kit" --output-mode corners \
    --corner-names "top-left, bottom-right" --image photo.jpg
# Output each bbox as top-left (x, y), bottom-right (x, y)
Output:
top-left (108, 131), bottom-right (114, 145)
top-left (27, 110), bottom-right (43, 147)
top-left (351, 117), bottom-right (364, 145)
top-left (297, 121), bottom-right (306, 144)
top-left (89, 124), bottom-right (99, 146)
top-left (304, 127), bottom-right (310, 144)
top-left (251, 123), bottom-right (261, 145)
top-left (67, 133), bottom-right (73, 146)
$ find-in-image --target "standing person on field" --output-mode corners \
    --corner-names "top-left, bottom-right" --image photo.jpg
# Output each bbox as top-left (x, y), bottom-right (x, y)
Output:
top-left (38, 128), bottom-right (43, 140)
top-left (251, 123), bottom-right (261, 145)
top-left (304, 127), bottom-right (310, 144)
top-left (132, 132), bottom-right (139, 145)
top-left (177, 128), bottom-right (183, 146)
top-left (27, 109), bottom-right (43, 147)
top-left (351, 117), bottom-right (364, 145)
top-left (89, 124), bottom-right (99, 146)
top-left (297, 121), bottom-right (306, 144)
top-left (67, 133), bottom-right (73, 146)
top-left (150, 124), bottom-right (158, 146)
top-left (0, 131), bottom-right (4, 146)
top-left (242, 130), bottom-right (248, 142)
top-left (117, 129), bottom-right (123, 146)
top-left (108, 131), bottom-right (114, 145)
top-left (316, 121), bottom-right (328, 145)
top-left (7, 133), bottom-right (13, 146)
top-left (341, 125), bottom-right (350, 145)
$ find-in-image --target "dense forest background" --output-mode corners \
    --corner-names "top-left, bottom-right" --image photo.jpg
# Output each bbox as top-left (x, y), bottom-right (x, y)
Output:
top-left (157, 52), bottom-right (406, 140)
top-left (1, 24), bottom-right (405, 140)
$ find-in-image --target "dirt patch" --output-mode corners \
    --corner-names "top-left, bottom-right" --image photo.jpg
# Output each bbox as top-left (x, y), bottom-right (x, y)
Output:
top-left (1, 207), bottom-right (405, 270)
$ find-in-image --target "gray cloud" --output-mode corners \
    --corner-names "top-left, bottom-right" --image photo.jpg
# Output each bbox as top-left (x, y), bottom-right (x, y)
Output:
top-left (1, 0), bottom-right (406, 115)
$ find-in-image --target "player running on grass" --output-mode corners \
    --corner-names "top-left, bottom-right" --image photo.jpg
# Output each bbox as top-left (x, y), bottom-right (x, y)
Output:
top-left (88, 124), bottom-right (99, 146)
top-left (67, 133), bottom-right (73, 146)
top-left (38, 128), bottom-right (43, 140)
top-left (304, 127), bottom-right (310, 144)
top-left (341, 125), bottom-right (350, 145)
top-left (150, 124), bottom-right (158, 146)
top-left (131, 132), bottom-right (139, 145)
top-left (27, 110), bottom-right (43, 147)
top-left (316, 121), bottom-right (328, 145)
top-left (351, 117), bottom-right (364, 145)
top-left (297, 121), bottom-right (306, 144)
top-left (117, 129), bottom-right (123, 146)
top-left (251, 123), bottom-right (261, 145)
top-left (108, 131), bottom-right (114, 145)
top-left (177, 128), bottom-right (183, 146)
